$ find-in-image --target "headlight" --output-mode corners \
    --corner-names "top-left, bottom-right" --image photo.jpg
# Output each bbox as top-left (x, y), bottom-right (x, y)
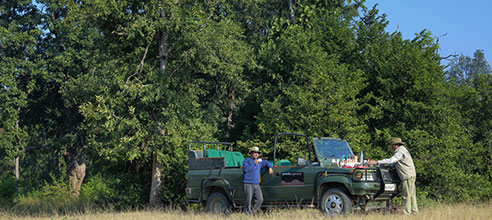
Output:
top-left (353, 170), bottom-right (376, 181)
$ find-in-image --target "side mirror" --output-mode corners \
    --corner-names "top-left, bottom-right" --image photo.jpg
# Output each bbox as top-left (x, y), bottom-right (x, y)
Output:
top-left (297, 158), bottom-right (306, 166)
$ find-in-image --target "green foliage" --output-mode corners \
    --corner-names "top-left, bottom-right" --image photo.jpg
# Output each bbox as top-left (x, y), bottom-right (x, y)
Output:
top-left (14, 179), bottom-right (78, 215)
top-left (158, 155), bottom-right (188, 206)
top-left (80, 173), bottom-right (147, 210)
top-left (446, 50), bottom-right (492, 85)
top-left (0, 174), bottom-right (16, 206)
top-left (238, 2), bottom-right (371, 162)
top-left (79, 174), bottom-right (117, 208)
top-left (0, 0), bottom-right (40, 171)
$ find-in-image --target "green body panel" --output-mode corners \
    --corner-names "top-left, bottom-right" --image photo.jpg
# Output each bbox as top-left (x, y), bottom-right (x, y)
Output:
top-left (317, 173), bottom-right (352, 188)
top-left (350, 181), bottom-right (381, 195)
top-left (187, 168), bottom-right (244, 201)
top-left (260, 166), bottom-right (325, 204)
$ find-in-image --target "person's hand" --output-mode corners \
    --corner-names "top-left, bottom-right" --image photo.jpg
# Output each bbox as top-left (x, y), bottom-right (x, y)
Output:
top-left (367, 159), bottom-right (378, 165)
top-left (268, 168), bottom-right (274, 175)
top-left (254, 159), bottom-right (259, 165)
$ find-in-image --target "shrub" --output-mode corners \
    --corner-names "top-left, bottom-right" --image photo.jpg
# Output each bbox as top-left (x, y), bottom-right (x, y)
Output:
top-left (110, 177), bottom-right (147, 209)
top-left (0, 174), bottom-right (16, 206)
top-left (82, 174), bottom-right (147, 210)
top-left (14, 178), bottom-right (78, 215)
top-left (80, 174), bottom-right (116, 208)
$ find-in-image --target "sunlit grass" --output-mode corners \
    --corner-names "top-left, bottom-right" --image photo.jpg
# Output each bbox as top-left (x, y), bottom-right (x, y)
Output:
top-left (1, 202), bottom-right (491, 220)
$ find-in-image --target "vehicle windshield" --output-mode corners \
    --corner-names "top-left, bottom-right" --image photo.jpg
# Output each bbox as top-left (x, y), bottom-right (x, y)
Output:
top-left (313, 138), bottom-right (354, 160)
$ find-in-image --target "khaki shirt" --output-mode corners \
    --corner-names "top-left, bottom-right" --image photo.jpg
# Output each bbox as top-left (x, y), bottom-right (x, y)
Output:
top-left (378, 146), bottom-right (416, 180)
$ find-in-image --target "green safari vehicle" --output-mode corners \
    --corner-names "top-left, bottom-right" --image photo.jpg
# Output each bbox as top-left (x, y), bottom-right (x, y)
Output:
top-left (185, 133), bottom-right (400, 216)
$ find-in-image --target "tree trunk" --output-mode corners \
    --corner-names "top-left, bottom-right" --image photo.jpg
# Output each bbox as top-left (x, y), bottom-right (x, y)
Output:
top-left (286, 0), bottom-right (296, 24)
top-left (148, 10), bottom-right (168, 206)
top-left (14, 118), bottom-right (20, 190)
top-left (226, 88), bottom-right (235, 138)
top-left (149, 153), bottom-right (163, 206)
top-left (64, 145), bottom-right (86, 198)
top-left (14, 156), bottom-right (19, 185)
top-left (159, 11), bottom-right (168, 75)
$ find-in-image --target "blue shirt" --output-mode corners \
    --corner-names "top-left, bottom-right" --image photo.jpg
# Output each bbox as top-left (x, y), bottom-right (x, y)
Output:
top-left (242, 157), bottom-right (273, 184)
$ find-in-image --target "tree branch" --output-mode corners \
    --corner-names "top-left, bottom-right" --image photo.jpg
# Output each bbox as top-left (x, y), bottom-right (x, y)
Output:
top-left (24, 144), bottom-right (49, 152)
top-left (111, 30), bottom-right (126, 36)
top-left (126, 44), bottom-right (150, 83)
top-left (440, 54), bottom-right (458, 60)
top-left (440, 54), bottom-right (458, 69)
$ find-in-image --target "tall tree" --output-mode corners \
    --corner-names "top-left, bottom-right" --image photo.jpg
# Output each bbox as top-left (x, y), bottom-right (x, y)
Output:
top-left (73, 0), bottom-right (254, 205)
top-left (0, 0), bottom-right (42, 187)
top-left (446, 51), bottom-right (492, 200)
top-left (353, 5), bottom-right (491, 201)
top-left (234, 0), bottom-right (369, 160)
top-left (446, 49), bottom-right (492, 85)
top-left (446, 55), bottom-right (472, 85)
top-left (21, 0), bottom-right (108, 197)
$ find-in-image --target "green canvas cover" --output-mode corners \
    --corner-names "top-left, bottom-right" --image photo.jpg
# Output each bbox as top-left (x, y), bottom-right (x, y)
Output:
top-left (220, 150), bottom-right (235, 167)
top-left (278, 159), bottom-right (292, 166)
top-left (206, 149), bottom-right (221, 158)
top-left (231, 152), bottom-right (245, 167)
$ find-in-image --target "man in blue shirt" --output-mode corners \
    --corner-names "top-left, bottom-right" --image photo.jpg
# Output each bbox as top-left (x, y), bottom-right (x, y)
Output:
top-left (243, 146), bottom-right (273, 215)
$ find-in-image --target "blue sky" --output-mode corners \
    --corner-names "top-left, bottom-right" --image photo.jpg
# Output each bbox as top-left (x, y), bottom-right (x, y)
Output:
top-left (364, 0), bottom-right (492, 66)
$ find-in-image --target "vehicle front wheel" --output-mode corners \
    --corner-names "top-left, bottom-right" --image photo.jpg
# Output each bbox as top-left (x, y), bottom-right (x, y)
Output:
top-left (320, 188), bottom-right (352, 216)
top-left (205, 192), bottom-right (231, 214)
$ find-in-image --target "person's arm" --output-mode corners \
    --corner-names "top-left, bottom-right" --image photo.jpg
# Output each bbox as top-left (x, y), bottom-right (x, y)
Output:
top-left (261, 160), bottom-right (273, 168)
top-left (261, 160), bottom-right (274, 174)
top-left (377, 151), bottom-right (404, 165)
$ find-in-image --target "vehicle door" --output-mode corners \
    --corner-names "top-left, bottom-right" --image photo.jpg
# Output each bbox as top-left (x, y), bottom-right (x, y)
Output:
top-left (260, 161), bottom-right (319, 204)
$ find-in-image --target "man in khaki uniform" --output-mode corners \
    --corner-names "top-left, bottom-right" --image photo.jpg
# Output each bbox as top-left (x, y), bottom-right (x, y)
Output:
top-left (368, 138), bottom-right (418, 215)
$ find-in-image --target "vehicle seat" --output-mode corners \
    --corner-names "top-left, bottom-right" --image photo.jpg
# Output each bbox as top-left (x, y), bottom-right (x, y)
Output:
top-left (188, 150), bottom-right (225, 170)
top-left (188, 150), bottom-right (203, 160)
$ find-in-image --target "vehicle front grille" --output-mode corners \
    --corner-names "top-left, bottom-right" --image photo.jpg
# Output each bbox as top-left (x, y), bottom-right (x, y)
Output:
top-left (381, 170), bottom-right (398, 182)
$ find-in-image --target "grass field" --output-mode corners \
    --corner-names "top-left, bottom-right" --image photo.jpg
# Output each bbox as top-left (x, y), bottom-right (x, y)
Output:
top-left (1, 202), bottom-right (491, 220)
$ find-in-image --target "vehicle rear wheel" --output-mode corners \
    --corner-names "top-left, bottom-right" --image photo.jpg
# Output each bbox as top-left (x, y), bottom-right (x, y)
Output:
top-left (205, 192), bottom-right (231, 214)
top-left (320, 188), bottom-right (352, 216)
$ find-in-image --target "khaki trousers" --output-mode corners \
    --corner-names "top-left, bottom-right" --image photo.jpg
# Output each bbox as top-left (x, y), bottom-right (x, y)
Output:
top-left (402, 176), bottom-right (418, 214)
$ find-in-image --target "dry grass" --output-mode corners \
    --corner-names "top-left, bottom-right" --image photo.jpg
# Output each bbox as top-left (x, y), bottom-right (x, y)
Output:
top-left (2, 202), bottom-right (491, 220)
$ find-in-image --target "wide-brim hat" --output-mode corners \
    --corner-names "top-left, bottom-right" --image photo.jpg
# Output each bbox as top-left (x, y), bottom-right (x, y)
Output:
top-left (249, 146), bottom-right (261, 154)
top-left (390, 137), bottom-right (405, 146)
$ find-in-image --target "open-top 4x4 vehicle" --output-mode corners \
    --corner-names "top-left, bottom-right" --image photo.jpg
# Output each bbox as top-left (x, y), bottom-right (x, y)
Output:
top-left (185, 133), bottom-right (400, 216)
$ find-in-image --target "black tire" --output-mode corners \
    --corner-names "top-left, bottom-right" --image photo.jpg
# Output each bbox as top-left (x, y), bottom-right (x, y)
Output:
top-left (205, 192), bottom-right (232, 214)
top-left (320, 188), bottom-right (353, 216)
